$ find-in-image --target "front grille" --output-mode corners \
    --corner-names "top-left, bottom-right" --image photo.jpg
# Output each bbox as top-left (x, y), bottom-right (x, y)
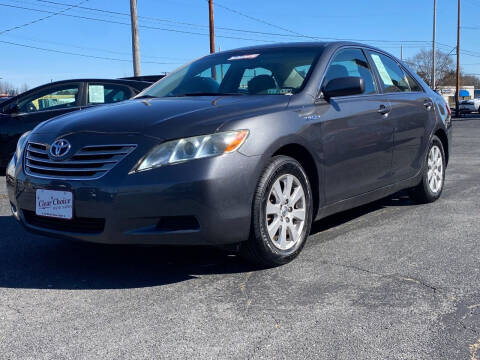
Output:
top-left (23, 210), bottom-right (105, 234)
top-left (24, 142), bottom-right (136, 180)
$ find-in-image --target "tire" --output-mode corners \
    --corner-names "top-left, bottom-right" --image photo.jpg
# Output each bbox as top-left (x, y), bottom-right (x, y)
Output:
top-left (409, 135), bottom-right (446, 204)
top-left (240, 155), bottom-right (313, 267)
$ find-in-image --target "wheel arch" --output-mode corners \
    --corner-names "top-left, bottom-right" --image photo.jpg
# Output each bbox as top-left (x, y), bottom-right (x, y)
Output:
top-left (434, 128), bottom-right (449, 166)
top-left (272, 143), bottom-right (320, 218)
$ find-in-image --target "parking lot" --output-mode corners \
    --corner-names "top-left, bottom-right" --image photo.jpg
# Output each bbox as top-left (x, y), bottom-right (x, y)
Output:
top-left (0, 118), bottom-right (478, 359)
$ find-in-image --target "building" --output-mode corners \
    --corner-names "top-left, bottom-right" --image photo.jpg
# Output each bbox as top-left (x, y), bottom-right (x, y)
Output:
top-left (437, 86), bottom-right (475, 108)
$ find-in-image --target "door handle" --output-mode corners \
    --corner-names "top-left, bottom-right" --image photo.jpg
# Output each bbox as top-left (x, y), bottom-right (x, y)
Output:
top-left (377, 104), bottom-right (391, 115)
top-left (424, 99), bottom-right (433, 110)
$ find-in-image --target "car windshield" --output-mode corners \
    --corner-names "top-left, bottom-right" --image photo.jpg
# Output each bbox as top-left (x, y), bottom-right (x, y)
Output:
top-left (139, 47), bottom-right (322, 98)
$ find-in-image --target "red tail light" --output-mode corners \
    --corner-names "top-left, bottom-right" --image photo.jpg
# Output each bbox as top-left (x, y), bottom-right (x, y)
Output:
top-left (446, 103), bottom-right (451, 116)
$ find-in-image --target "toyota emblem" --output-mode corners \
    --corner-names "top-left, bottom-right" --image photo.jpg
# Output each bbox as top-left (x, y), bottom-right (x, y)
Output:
top-left (49, 139), bottom-right (71, 159)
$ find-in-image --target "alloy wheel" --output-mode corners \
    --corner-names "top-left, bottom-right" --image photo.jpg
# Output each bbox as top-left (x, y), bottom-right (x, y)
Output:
top-left (427, 145), bottom-right (444, 194)
top-left (265, 174), bottom-right (306, 250)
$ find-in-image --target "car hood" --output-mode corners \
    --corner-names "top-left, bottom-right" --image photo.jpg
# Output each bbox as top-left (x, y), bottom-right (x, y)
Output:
top-left (33, 96), bottom-right (291, 140)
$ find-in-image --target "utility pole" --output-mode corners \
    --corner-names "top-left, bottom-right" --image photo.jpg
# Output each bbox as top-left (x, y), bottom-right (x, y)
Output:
top-left (208, 0), bottom-right (215, 54)
top-left (208, 0), bottom-right (216, 79)
top-left (456, 0), bottom-right (461, 117)
top-left (432, 0), bottom-right (437, 89)
top-left (130, 0), bottom-right (141, 76)
top-left (400, 45), bottom-right (403, 61)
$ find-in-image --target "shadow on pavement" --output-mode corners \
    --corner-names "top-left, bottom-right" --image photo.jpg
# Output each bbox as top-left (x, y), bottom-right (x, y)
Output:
top-left (0, 215), bottom-right (256, 290)
top-left (0, 191), bottom-right (413, 290)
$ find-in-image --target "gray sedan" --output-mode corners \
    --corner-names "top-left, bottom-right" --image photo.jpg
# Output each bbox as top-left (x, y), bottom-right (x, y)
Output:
top-left (6, 42), bottom-right (452, 266)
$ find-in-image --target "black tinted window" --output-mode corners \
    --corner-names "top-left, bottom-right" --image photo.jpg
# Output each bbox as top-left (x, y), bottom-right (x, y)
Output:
top-left (368, 52), bottom-right (410, 93)
top-left (404, 72), bottom-right (423, 92)
top-left (17, 85), bottom-right (79, 113)
top-left (88, 84), bottom-right (131, 104)
top-left (323, 48), bottom-right (377, 95)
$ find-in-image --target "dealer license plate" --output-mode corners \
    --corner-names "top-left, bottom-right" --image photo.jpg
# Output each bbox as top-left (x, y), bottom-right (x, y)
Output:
top-left (35, 189), bottom-right (73, 220)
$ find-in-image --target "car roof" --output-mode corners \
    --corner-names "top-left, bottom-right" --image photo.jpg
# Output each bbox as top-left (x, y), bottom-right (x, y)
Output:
top-left (211, 41), bottom-right (385, 53)
top-left (34, 78), bottom-right (152, 87)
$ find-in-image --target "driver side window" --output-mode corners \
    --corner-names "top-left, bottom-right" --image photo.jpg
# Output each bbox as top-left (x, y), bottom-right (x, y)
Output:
top-left (323, 48), bottom-right (377, 95)
top-left (18, 85), bottom-right (80, 113)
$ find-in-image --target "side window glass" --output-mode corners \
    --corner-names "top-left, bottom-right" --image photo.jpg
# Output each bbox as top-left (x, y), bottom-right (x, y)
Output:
top-left (196, 64), bottom-right (231, 84)
top-left (368, 52), bottom-right (410, 93)
top-left (88, 84), bottom-right (131, 105)
top-left (323, 48), bottom-right (377, 95)
top-left (283, 64), bottom-right (312, 89)
top-left (404, 72), bottom-right (423, 92)
top-left (17, 86), bottom-right (79, 113)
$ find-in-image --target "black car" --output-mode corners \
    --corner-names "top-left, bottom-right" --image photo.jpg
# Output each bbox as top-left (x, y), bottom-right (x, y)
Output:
top-left (0, 78), bottom-right (152, 167)
top-left (0, 96), bottom-right (12, 104)
top-left (7, 42), bottom-right (452, 266)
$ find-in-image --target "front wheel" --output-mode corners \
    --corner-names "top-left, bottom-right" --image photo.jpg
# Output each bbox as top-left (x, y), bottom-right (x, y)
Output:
top-left (240, 156), bottom-right (313, 267)
top-left (409, 135), bottom-right (446, 204)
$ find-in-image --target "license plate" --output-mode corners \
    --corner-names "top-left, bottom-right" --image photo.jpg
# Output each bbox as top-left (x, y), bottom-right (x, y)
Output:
top-left (35, 189), bottom-right (73, 220)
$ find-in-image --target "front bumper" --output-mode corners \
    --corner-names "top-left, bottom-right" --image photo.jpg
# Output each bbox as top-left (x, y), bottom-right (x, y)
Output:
top-left (7, 133), bottom-right (262, 246)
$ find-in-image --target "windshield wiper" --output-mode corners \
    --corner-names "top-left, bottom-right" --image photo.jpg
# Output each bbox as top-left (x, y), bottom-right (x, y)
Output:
top-left (175, 92), bottom-right (246, 97)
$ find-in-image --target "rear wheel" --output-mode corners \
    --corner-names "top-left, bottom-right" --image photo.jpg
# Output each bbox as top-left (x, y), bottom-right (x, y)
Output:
top-left (409, 135), bottom-right (446, 204)
top-left (240, 156), bottom-right (313, 266)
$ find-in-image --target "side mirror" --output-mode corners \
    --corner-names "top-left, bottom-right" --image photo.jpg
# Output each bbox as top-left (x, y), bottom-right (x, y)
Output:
top-left (5, 103), bottom-right (20, 114)
top-left (322, 77), bottom-right (365, 100)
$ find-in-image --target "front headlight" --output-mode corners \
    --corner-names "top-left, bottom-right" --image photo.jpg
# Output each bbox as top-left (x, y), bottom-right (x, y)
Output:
top-left (14, 131), bottom-right (31, 163)
top-left (133, 130), bottom-right (249, 172)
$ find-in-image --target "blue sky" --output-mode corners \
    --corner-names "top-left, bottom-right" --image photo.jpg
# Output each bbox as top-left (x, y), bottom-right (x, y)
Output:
top-left (1, 0), bottom-right (479, 88)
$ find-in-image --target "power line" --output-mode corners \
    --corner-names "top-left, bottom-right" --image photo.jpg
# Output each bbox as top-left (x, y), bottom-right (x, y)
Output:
top-left (4, 33), bottom-right (190, 60)
top-left (211, 0), bottom-right (435, 44)
top-left (0, 39), bottom-right (181, 64)
top-left (20, 0), bottom-right (436, 45)
top-left (0, 3), bottom-right (276, 43)
top-left (211, 0), bottom-right (305, 37)
top-left (0, 0), bottom-right (88, 35)
top-left (3, 0), bottom-right (480, 62)
top-left (28, 0), bottom-right (209, 29)
top-left (3, 1), bottom-right (436, 45)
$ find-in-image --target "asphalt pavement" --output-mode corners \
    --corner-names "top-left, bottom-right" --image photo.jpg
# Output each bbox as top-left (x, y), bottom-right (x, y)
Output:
top-left (0, 118), bottom-right (479, 359)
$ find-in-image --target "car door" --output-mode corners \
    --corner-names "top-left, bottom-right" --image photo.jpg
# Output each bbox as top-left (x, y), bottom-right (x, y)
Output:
top-left (85, 82), bottom-right (135, 108)
top-left (317, 48), bottom-right (394, 204)
top-left (366, 51), bottom-right (433, 181)
top-left (0, 82), bottom-right (82, 164)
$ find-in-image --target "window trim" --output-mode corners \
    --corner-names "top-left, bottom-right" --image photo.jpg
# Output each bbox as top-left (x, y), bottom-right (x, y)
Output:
top-left (317, 46), bottom-right (381, 100)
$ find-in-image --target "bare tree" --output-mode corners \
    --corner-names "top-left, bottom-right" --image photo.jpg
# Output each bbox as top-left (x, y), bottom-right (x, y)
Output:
top-left (0, 81), bottom-right (29, 96)
top-left (0, 80), bottom-right (17, 95)
top-left (20, 83), bottom-right (29, 93)
top-left (436, 70), bottom-right (480, 87)
top-left (407, 49), bottom-right (454, 88)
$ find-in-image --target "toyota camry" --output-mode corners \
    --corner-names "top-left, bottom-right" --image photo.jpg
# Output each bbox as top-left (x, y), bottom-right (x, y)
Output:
top-left (6, 42), bottom-right (452, 266)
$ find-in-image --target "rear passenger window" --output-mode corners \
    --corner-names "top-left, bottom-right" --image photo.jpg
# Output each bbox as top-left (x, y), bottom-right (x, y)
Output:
top-left (88, 84), bottom-right (131, 105)
top-left (368, 52), bottom-right (410, 93)
top-left (405, 72), bottom-right (423, 92)
top-left (323, 48), bottom-right (377, 95)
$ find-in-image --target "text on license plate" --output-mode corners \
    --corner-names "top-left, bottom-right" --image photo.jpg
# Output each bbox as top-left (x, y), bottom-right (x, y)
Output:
top-left (35, 189), bottom-right (73, 220)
